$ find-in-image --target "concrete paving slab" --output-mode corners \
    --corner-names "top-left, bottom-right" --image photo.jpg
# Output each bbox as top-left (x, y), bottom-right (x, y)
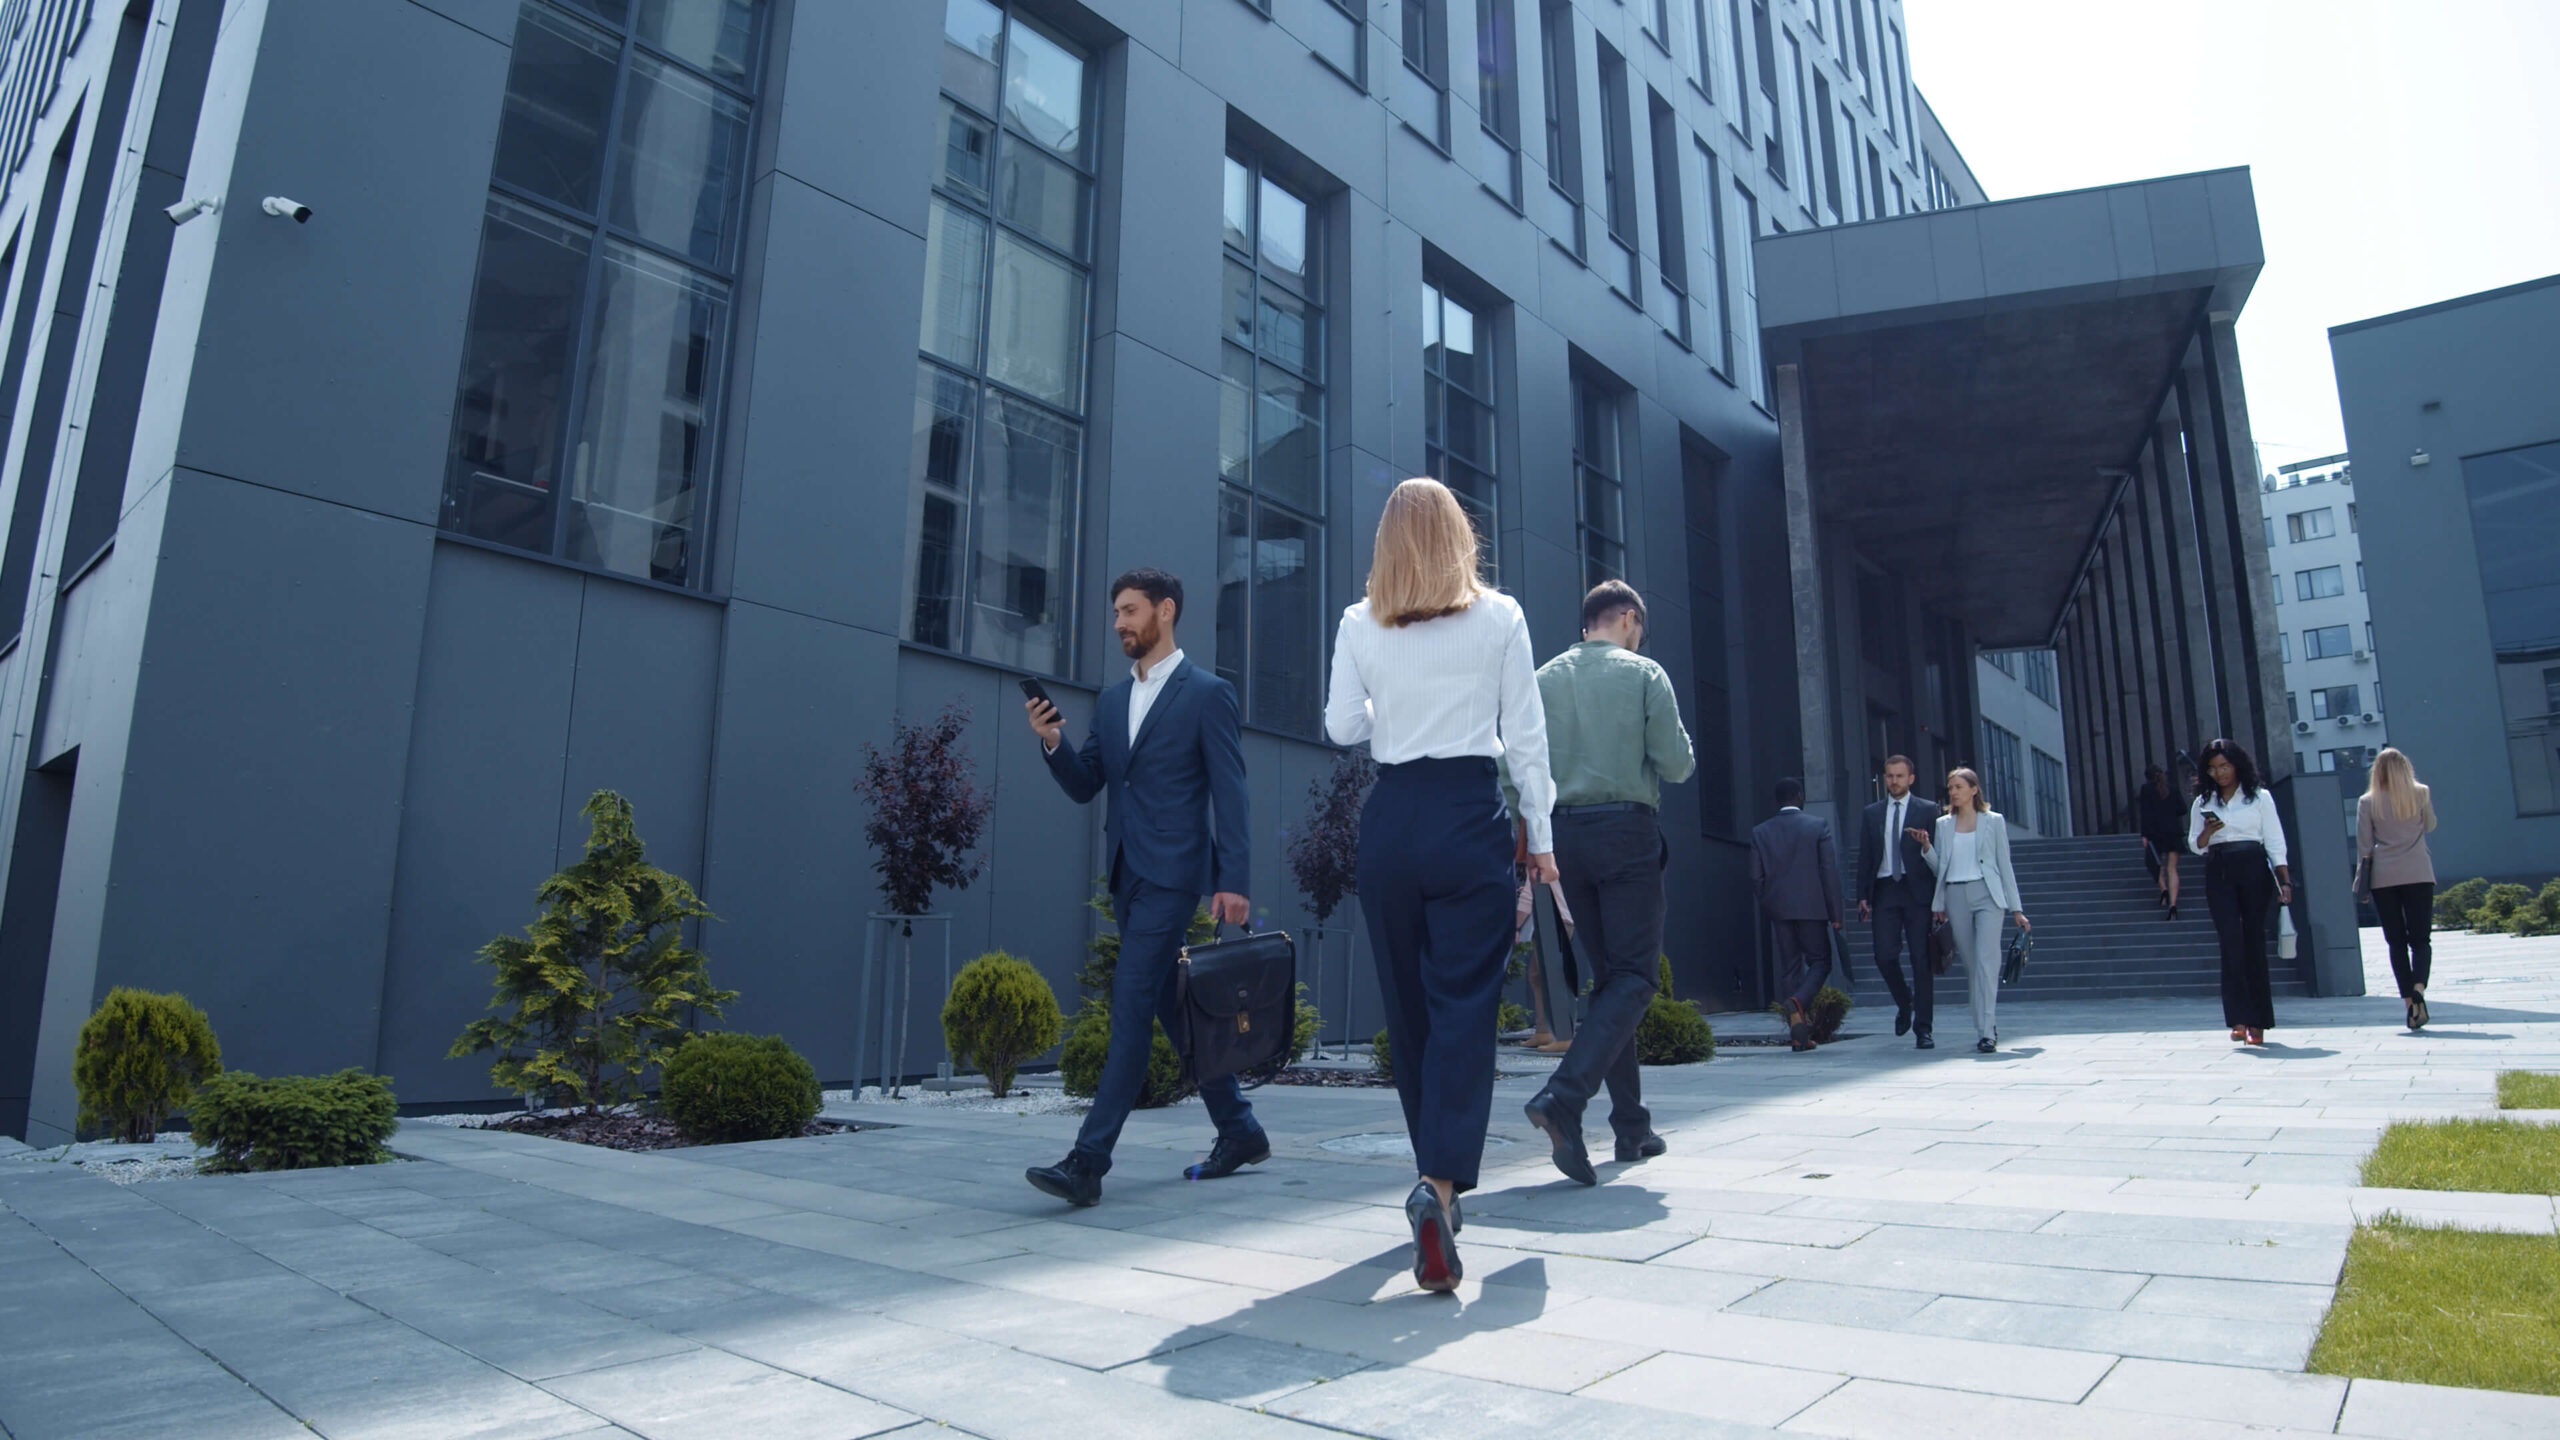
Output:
top-left (2084, 1357), bottom-right (2347, 1431)
top-left (2336, 1377), bottom-right (2560, 1439)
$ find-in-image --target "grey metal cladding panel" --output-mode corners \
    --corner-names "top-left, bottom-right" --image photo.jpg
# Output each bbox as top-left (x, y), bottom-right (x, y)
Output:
top-left (1093, 333), bottom-right (1219, 644)
top-left (723, 176), bottom-right (916, 628)
top-left (1517, 530), bottom-right (1582, 658)
top-left (176, 0), bottom-right (507, 524)
top-left (1340, 442), bottom-right (1399, 592)
top-left (2139, 174), bottom-right (2216, 278)
top-left (1179, 0), bottom-right (1388, 202)
top-left (555, 579), bottom-right (720, 889)
top-left (404, 0), bottom-right (519, 45)
top-left (1973, 188), bottom-right (2120, 301)
top-left (697, 601), bottom-right (897, 1077)
top-left (1338, 189), bottom-right (1396, 463)
top-left (1751, 231), bottom-right (1841, 329)
top-left (2105, 185), bottom-right (2157, 279)
top-left (1829, 222), bottom-right (1936, 321)
top-left (376, 544), bottom-right (582, 1101)
top-left (2202, 168), bottom-right (2263, 267)
top-left (1509, 313), bottom-right (1575, 542)
top-left (769, 0), bottom-right (937, 236)
top-left (1924, 208), bottom-right (1986, 305)
top-left (1099, 43), bottom-right (1223, 376)
top-left (107, 473), bottom-right (432, 1076)
top-left (1085, 0), bottom-right (1183, 57)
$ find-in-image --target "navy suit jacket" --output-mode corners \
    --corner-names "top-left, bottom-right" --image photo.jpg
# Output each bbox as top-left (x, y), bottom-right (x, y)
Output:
top-left (1750, 807), bottom-right (1844, 925)
top-left (1858, 795), bottom-right (1941, 905)
top-left (1044, 661), bottom-right (1250, 898)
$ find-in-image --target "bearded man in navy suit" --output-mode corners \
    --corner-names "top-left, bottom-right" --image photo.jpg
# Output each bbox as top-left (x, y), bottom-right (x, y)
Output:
top-left (1021, 568), bottom-right (1266, 1206)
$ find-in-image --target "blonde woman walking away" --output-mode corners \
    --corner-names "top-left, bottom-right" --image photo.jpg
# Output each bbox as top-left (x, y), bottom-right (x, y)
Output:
top-left (1325, 478), bottom-right (1553, 1293)
top-left (2358, 747), bottom-right (2439, 1030)
top-left (1920, 767), bottom-right (2028, 1053)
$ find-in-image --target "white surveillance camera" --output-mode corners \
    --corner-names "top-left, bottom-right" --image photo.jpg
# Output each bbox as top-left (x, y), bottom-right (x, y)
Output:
top-left (164, 196), bottom-right (219, 225)
top-left (260, 196), bottom-right (312, 223)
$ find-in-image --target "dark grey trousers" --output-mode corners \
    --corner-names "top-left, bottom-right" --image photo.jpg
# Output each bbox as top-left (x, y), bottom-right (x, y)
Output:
top-left (1540, 809), bottom-right (1663, 1145)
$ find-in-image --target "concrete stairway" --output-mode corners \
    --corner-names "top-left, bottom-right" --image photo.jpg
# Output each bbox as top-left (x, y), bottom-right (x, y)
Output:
top-left (1841, 833), bottom-right (2312, 1007)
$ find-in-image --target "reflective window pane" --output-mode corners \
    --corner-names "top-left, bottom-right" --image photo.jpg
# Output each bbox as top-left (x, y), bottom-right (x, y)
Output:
top-left (1257, 282), bottom-right (1315, 378)
top-left (939, 98), bottom-right (994, 202)
top-left (1222, 156), bottom-right (1251, 253)
top-left (941, 0), bottom-right (1002, 110)
top-left (998, 138), bottom-right (1089, 259)
top-left (1223, 259), bottom-right (1256, 349)
top-left (1423, 371), bottom-right (1443, 449)
top-left (1439, 293), bottom-right (1482, 394)
top-left (969, 393), bottom-right (1079, 672)
top-left (1216, 485), bottom-right (1251, 694)
top-left (444, 199), bottom-right (594, 551)
top-left (1443, 390), bottom-right (1492, 469)
top-left (1003, 16), bottom-right (1086, 160)
top-left (1257, 176), bottom-right (1309, 280)
top-left (564, 241), bottom-right (731, 585)
top-left (904, 363), bottom-right (974, 650)
top-left (1251, 502), bottom-right (1321, 734)
top-left (986, 233), bottom-right (1086, 407)
top-left (612, 53), bottom-right (751, 267)
top-left (493, 3), bottom-right (620, 214)
top-left (1422, 282), bottom-right (1442, 353)
top-left (1581, 469), bottom-right (1622, 539)
top-left (1218, 345), bottom-right (1253, 484)
top-left (633, 0), bottom-right (762, 83)
top-left (919, 198), bottom-right (987, 367)
top-left (1253, 368), bottom-right (1321, 514)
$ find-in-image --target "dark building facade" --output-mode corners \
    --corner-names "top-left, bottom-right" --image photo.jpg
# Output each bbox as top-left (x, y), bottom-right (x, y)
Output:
top-left (0, 0), bottom-right (2321, 1143)
top-left (2330, 275), bottom-right (2560, 886)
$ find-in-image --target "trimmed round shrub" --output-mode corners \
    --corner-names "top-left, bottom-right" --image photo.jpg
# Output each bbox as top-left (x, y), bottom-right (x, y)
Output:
top-left (74, 988), bottom-right (222, 1142)
top-left (1808, 985), bottom-right (1854, 1043)
top-left (2473, 883), bottom-right (2533, 933)
top-left (1290, 985), bottom-right (1320, 1066)
top-left (659, 1032), bottom-right (820, 1143)
top-left (191, 1069), bottom-right (396, 1172)
top-left (1057, 1002), bottom-right (1190, 1107)
top-left (2434, 878), bottom-right (2488, 929)
top-left (2511, 879), bottom-right (2560, 937)
top-left (942, 951), bottom-right (1064, 1095)
top-left (1497, 1000), bottom-right (1531, 1034)
top-left (1371, 1027), bottom-right (1392, 1081)
top-left (1637, 996), bottom-right (1715, 1065)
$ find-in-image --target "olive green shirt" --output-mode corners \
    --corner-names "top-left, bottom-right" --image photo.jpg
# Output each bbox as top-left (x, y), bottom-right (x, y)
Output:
top-left (1512, 640), bottom-right (1696, 811)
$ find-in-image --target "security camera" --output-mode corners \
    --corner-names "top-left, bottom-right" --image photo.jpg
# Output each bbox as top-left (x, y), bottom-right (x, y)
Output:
top-left (164, 196), bottom-right (219, 225)
top-left (260, 196), bottom-right (312, 224)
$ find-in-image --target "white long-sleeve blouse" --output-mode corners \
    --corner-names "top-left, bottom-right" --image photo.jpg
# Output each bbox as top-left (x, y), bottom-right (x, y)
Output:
top-left (1324, 593), bottom-right (1557, 851)
top-left (2188, 786), bottom-right (2290, 867)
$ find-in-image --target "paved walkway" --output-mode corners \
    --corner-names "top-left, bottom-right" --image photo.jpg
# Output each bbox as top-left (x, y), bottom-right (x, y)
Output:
top-left (6, 932), bottom-right (2559, 1440)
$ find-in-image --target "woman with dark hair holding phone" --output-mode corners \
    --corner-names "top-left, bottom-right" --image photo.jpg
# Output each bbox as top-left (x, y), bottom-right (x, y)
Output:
top-left (2188, 739), bottom-right (2289, 1045)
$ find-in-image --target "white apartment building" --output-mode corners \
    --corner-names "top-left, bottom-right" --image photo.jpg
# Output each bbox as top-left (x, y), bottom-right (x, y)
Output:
top-left (1977, 649), bottom-right (2071, 837)
top-left (2266, 455), bottom-right (2385, 806)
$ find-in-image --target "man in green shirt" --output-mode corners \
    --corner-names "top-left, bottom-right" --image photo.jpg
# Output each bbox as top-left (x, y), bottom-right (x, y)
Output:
top-left (1522, 581), bottom-right (1696, 1186)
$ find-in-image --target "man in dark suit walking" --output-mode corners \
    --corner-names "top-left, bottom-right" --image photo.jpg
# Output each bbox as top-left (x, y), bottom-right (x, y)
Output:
top-left (1022, 568), bottom-right (1266, 1205)
top-left (1859, 755), bottom-right (1942, 1049)
top-left (1750, 778), bottom-right (1843, 1051)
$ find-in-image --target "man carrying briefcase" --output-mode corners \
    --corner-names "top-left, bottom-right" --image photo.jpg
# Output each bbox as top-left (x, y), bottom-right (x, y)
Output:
top-left (1022, 569), bottom-right (1270, 1206)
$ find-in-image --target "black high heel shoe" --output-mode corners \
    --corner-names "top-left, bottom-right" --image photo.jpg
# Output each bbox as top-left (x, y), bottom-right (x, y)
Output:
top-left (1405, 1181), bottom-right (1461, 1293)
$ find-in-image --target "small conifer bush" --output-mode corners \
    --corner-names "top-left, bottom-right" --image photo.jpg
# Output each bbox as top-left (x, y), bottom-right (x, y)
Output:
top-left (659, 1032), bottom-right (820, 1144)
top-left (1056, 1004), bottom-right (1191, 1107)
top-left (2434, 878), bottom-right (2488, 929)
top-left (1497, 1000), bottom-right (1531, 1034)
top-left (1808, 985), bottom-right (1854, 1043)
top-left (74, 988), bottom-right (221, 1142)
top-left (2473, 883), bottom-right (2534, 933)
top-left (191, 1069), bottom-right (396, 1172)
top-left (943, 951), bottom-right (1064, 1095)
top-left (1637, 955), bottom-right (1714, 1064)
top-left (1371, 1028), bottom-right (1393, 1080)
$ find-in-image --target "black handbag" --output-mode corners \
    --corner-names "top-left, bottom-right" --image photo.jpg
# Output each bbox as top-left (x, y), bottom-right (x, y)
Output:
top-left (1172, 926), bottom-right (1297, 1085)
top-left (2000, 924), bottom-right (2032, 986)
top-left (1927, 917), bottom-right (1955, 976)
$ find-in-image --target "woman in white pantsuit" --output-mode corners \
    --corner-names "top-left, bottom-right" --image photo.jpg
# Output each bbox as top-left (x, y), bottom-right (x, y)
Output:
top-left (1919, 768), bottom-right (2029, 1053)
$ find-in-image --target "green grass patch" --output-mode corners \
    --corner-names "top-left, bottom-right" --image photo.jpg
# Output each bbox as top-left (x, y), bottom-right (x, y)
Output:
top-left (2498, 1072), bottom-right (2560, 1110)
top-left (2309, 1217), bottom-right (2560, 1395)
top-left (2361, 1118), bottom-right (2560, 1195)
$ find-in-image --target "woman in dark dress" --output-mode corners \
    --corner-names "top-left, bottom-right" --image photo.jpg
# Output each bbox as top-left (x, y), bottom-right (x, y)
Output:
top-left (2137, 764), bottom-right (2187, 918)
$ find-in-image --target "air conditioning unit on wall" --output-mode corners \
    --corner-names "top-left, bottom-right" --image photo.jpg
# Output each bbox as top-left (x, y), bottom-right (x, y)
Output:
top-left (2335, 714), bottom-right (2354, 727)
top-left (2353, 648), bottom-right (2370, 662)
top-left (2295, 721), bottom-right (2313, 733)
top-left (2361, 712), bottom-right (2377, 724)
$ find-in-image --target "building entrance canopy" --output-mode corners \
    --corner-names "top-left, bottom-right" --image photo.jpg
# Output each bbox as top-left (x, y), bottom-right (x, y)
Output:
top-left (1755, 170), bottom-right (2263, 650)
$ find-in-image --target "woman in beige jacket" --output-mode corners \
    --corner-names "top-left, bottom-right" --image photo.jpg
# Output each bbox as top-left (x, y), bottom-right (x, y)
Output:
top-left (2358, 747), bottom-right (2439, 1030)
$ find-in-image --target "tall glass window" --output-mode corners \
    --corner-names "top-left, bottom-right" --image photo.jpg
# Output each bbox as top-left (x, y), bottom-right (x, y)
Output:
top-left (442, 0), bottom-right (767, 588)
top-left (1476, 0), bottom-right (1522, 205)
top-left (1572, 369), bottom-right (1625, 589)
top-left (2032, 747), bottom-right (2068, 837)
top-left (1423, 279), bottom-right (1496, 575)
top-left (1217, 154), bottom-right (1326, 736)
top-left (904, 0), bottom-right (1096, 676)
top-left (2463, 440), bottom-right (2560, 814)
top-left (1978, 719), bottom-right (2023, 817)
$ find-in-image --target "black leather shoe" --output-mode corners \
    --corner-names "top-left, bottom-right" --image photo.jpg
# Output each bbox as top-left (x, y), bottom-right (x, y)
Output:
top-left (1788, 1000), bottom-right (1814, 1051)
top-left (1915, 1033), bottom-right (1935, 1050)
top-left (1185, 1129), bottom-right (1272, 1181)
top-left (1406, 1181), bottom-right (1461, 1292)
top-left (1615, 1132), bottom-right (1667, 1163)
top-left (1025, 1153), bottom-right (1101, 1207)
top-left (1894, 1004), bottom-right (1913, 1038)
top-left (1975, 1037), bottom-right (1996, 1054)
top-left (1524, 1091), bottom-right (1597, 1185)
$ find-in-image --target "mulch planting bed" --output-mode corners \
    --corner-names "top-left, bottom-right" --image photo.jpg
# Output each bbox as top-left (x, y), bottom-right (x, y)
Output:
top-left (491, 1112), bottom-right (865, 1152)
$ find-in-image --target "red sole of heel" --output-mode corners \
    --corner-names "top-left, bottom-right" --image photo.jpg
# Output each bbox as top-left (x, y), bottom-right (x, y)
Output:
top-left (1415, 1218), bottom-right (1454, 1291)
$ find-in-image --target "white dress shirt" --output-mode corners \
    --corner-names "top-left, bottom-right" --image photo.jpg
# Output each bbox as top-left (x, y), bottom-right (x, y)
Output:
top-left (1876, 795), bottom-right (1911, 879)
top-left (1324, 593), bottom-right (1556, 851)
top-left (2189, 787), bottom-right (2290, 866)
top-left (1127, 648), bottom-right (1183, 746)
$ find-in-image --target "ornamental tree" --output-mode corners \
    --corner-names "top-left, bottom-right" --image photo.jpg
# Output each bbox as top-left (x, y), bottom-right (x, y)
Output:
top-left (1287, 750), bottom-right (1376, 923)
top-left (853, 705), bottom-right (993, 917)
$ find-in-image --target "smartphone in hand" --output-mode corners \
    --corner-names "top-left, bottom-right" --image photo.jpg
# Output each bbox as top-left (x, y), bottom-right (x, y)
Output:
top-left (1017, 677), bottom-right (1053, 708)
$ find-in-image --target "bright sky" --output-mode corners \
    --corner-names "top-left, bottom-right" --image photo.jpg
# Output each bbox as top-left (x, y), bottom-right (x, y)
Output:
top-left (1905, 0), bottom-right (2560, 470)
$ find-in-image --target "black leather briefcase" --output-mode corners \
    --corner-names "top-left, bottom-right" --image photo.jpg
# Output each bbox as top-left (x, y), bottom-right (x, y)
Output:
top-left (1173, 927), bottom-right (1296, 1085)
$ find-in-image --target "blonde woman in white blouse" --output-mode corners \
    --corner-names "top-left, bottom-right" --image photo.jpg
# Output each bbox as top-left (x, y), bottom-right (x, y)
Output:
top-left (2188, 738), bottom-right (2290, 1044)
top-left (1325, 477), bottom-right (1554, 1294)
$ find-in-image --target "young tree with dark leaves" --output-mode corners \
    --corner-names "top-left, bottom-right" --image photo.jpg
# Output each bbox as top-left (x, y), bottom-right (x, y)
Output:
top-left (854, 705), bottom-right (994, 916)
top-left (1287, 750), bottom-right (1376, 923)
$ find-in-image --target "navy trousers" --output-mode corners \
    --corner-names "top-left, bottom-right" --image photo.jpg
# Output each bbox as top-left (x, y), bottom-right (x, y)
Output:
top-left (1359, 757), bottom-right (1513, 1192)
top-left (1773, 919), bottom-right (1833, 1010)
top-left (1869, 874), bottom-right (1934, 1035)
top-left (1071, 875), bottom-right (1258, 1174)
top-left (1542, 809), bottom-right (1662, 1146)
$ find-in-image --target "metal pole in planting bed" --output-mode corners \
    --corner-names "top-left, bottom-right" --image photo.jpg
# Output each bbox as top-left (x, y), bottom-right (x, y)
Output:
top-left (855, 920), bottom-right (877, 1101)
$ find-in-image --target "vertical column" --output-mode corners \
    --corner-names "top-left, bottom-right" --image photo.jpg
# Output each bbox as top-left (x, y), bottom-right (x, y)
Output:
top-left (2202, 315), bottom-right (2290, 782)
top-left (2111, 516), bottom-right (2159, 792)
top-left (2172, 365), bottom-right (2239, 744)
top-left (2096, 553), bottom-right (2131, 828)
top-left (2130, 451), bottom-right (2183, 770)
top-left (1777, 364), bottom-right (1835, 813)
top-left (2063, 600), bottom-right (2098, 833)
top-left (2153, 410), bottom-right (2216, 753)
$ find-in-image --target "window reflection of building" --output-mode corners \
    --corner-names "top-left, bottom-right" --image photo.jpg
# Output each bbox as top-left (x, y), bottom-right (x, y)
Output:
top-left (2464, 441), bottom-right (2560, 815)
